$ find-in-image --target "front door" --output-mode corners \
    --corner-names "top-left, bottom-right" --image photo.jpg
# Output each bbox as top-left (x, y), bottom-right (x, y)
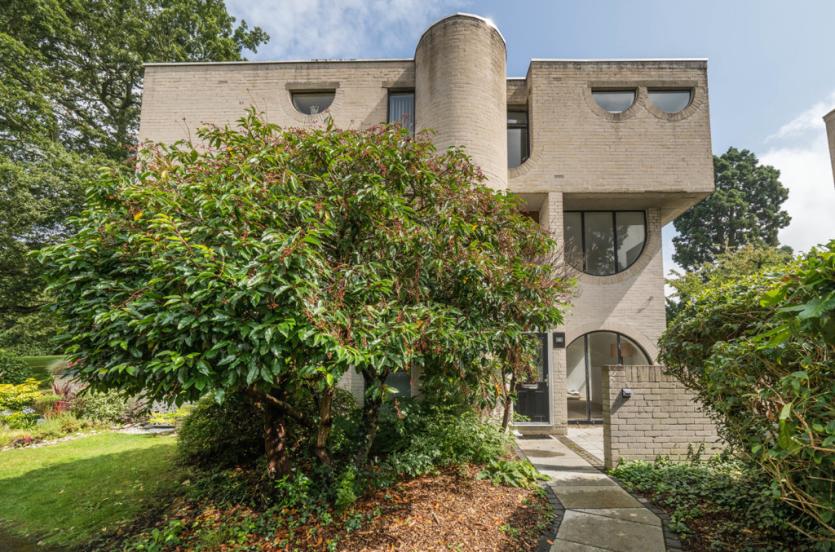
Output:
top-left (514, 333), bottom-right (549, 423)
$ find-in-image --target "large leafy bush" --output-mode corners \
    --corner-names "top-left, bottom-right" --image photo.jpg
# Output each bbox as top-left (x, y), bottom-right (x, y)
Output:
top-left (39, 111), bottom-right (570, 475)
top-left (661, 242), bottom-right (835, 539)
top-left (71, 390), bottom-right (147, 424)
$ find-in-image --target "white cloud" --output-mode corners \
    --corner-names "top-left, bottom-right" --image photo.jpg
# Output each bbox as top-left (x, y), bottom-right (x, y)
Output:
top-left (227, 0), bottom-right (464, 60)
top-left (762, 135), bottom-right (835, 254)
top-left (768, 90), bottom-right (835, 141)
top-left (761, 89), bottom-right (835, 254)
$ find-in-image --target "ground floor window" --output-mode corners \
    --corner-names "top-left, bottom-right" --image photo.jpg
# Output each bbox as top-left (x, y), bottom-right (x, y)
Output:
top-left (566, 331), bottom-right (650, 422)
top-left (384, 370), bottom-right (412, 399)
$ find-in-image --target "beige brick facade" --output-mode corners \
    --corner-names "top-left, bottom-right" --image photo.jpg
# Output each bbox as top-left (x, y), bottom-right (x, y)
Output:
top-left (138, 13), bottom-right (714, 439)
top-left (602, 365), bottom-right (723, 468)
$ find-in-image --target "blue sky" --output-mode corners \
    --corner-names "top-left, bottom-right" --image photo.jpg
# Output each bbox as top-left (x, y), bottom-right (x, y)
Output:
top-left (227, 0), bottom-right (835, 276)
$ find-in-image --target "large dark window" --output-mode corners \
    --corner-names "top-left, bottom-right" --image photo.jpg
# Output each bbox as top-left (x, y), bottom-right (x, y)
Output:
top-left (564, 211), bottom-right (646, 276)
top-left (507, 111), bottom-right (529, 167)
top-left (388, 91), bottom-right (415, 135)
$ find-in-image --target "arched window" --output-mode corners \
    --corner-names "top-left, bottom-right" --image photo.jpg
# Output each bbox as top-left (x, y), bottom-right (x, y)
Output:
top-left (566, 331), bottom-right (650, 422)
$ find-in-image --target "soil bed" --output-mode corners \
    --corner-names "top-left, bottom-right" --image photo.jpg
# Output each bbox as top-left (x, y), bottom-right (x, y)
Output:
top-left (335, 467), bottom-right (550, 551)
top-left (126, 466), bottom-right (553, 551)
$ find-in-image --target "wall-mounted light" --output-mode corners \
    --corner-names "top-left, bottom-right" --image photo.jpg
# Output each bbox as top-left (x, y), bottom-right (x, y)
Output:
top-left (621, 388), bottom-right (632, 399)
top-left (552, 332), bottom-right (566, 348)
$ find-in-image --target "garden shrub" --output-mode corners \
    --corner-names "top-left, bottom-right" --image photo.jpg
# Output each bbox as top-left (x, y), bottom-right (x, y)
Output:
top-left (661, 242), bottom-right (835, 539)
top-left (612, 456), bottom-right (816, 551)
top-left (381, 407), bottom-right (512, 479)
top-left (0, 378), bottom-right (42, 410)
top-left (477, 458), bottom-right (548, 489)
top-left (40, 112), bottom-right (570, 478)
top-left (33, 393), bottom-right (61, 415)
top-left (2, 410), bottom-right (39, 429)
top-left (72, 390), bottom-right (147, 424)
top-left (178, 394), bottom-right (264, 468)
top-left (0, 350), bottom-right (31, 384)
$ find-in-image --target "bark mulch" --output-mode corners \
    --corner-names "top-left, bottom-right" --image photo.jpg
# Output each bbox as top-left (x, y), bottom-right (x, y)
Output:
top-left (333, 466), bottom-right (552, 551)
top-left (111, 466), bottom-right (553, 551)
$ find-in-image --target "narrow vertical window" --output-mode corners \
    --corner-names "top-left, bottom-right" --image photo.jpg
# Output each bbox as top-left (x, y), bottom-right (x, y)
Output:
top-left (388, 91), bottom-right (415, 135)
top-left (507, 111), bottom-right (529, 167)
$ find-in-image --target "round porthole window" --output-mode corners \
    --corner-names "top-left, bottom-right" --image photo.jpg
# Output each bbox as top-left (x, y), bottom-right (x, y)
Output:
top-left (648, 89), bottom-right (692, 113)
top-left (291, 91), bottom-right (335, 115)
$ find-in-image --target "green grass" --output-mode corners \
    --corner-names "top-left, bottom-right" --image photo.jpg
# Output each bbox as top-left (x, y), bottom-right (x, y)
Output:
top-left (0, 432), bottom-right (182, 547)
top-left (19, 355), bottom-right (67, 382)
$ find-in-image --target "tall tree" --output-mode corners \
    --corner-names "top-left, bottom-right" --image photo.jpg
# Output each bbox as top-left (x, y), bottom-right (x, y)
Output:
top-left (672, 147), bottom-right (791, 271)
top-left (0, 0), bottom-right (268, 348)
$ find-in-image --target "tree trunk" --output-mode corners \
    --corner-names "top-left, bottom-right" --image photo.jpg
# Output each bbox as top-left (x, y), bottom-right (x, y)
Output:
top-left (314, 386), bottom-right (334, 466)
top-left (261, 398), bottom-right (290, 477)
top-left (501, 370), bottom-right (517, 430)
top-left (355, 370), bottom-right (385, 466)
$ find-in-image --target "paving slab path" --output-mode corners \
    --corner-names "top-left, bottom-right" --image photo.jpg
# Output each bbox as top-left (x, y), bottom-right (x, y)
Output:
top-left (517, 436), bottom-right (666, 552)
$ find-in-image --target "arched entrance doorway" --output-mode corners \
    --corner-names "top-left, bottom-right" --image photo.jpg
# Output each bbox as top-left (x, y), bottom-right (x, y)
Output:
top-left (566, 331), bottom-right (650, 423)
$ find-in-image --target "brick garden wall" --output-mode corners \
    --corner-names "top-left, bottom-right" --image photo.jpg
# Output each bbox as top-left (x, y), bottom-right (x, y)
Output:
top-left (601, 365), bottom-right (723, 468)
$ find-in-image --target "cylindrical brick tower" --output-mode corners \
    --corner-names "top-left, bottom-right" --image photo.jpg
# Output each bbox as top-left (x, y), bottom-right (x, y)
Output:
top-left (415, 13), bottom-right (508, 190)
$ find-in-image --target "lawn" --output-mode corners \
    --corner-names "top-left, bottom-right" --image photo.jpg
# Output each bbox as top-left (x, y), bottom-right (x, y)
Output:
top-left (0, 432), bottom-right (182, 548)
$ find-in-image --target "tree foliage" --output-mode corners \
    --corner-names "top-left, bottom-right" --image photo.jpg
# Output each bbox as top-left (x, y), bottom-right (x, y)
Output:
top-left (661, 242), bottom-right (835, 539)
top-left (0, 0), bottom-right (267, 346)
top-left (40, 113), bottom-right (571, 474)
top-left (665, 245), bottom-right (793, 320)
top-left (673, 147), bottom-right (791, 271)
top-left (1, 0), bottom-right (268, 159)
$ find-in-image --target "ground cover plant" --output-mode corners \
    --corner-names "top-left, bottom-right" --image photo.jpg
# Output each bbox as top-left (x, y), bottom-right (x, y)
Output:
top-left (0, 432), bottom-right (181, 548)
top-left (661, 243), bottom-right (835, 542)
top-left (612, 454), bottom-right (817, 551)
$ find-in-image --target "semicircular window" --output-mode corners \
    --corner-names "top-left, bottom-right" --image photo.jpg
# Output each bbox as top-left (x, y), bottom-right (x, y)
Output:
top-left (648, 89), bottom-right (692, 113)
top-left (591, 89), bottom-right (636, 113)
top-left (564, 211), bottom-right (646, 276)
top-left (291, 91), bottom-right (334, 115)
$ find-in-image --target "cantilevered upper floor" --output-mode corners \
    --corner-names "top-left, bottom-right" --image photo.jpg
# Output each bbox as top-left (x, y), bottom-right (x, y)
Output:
top-left (139, 13), bottom-right (713, 222)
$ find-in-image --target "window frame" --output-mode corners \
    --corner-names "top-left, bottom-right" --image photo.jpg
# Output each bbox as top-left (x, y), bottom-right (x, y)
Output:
top-left (387, 90), bottom-right (415, 135)
top-left (507, 109), bottom-right (530, 167)
top-left (564, 210), bottom-right (647, 276)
